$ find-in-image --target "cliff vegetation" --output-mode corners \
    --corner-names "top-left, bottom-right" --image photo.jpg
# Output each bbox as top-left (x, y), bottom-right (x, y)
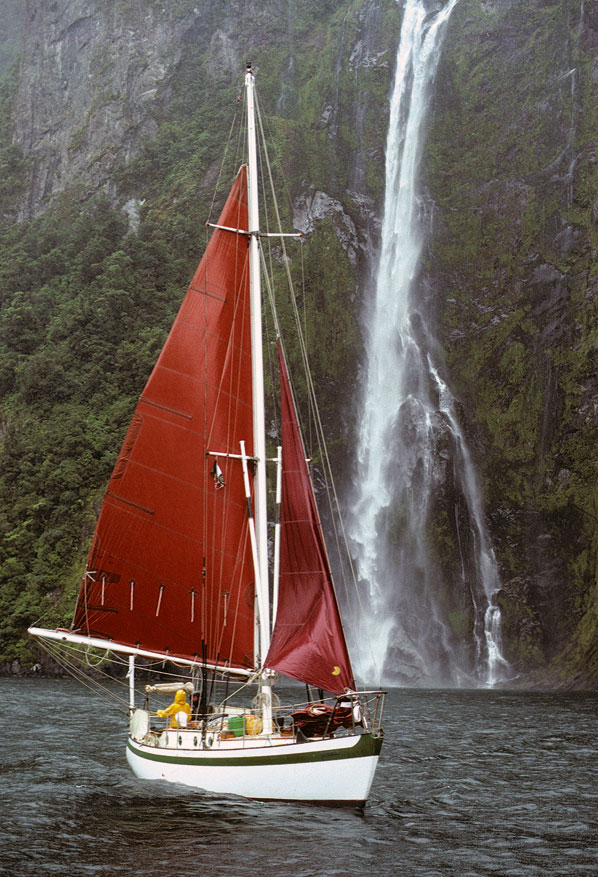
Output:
top-left (426, 0), bottom-right (598, 686)
top-left (1, 0), bottom-right (597, 687)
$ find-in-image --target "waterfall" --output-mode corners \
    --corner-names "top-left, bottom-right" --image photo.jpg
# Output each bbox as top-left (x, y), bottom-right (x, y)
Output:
top-left (349, 0), bottom-right (509, 687)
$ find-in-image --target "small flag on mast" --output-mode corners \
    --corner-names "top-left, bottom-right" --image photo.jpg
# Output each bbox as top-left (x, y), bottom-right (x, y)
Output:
top-left (211, 459), bottom-right (226, 489)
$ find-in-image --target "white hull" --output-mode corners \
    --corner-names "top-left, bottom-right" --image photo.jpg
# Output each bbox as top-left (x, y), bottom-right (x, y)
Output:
top-left (126, 731), bottom-right (382, 804)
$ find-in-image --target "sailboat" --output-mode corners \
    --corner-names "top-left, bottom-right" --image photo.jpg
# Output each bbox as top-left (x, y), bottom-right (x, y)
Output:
top-left (28, 65), bottom-right (384, 805)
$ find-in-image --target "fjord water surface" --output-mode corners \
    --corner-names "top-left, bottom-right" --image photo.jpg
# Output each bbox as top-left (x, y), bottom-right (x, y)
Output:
top-left (3, 678), bottom-right (597, 875)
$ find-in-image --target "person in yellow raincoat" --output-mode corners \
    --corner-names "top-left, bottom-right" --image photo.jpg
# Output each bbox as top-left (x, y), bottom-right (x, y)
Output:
top-left (156, 689), bottom-right (192, 728)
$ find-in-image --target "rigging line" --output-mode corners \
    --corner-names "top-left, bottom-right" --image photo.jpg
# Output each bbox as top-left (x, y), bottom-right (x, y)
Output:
top-left (219, 675), bottom-right (255, 705)
top-left (36, 639), bottom-right (131, 713)
top-left (236, 92), bottom-right (248, 182)
top-left (204, 242), bottom-right (250, 447)
top-left (201, 93), bottom-right (248, 641)
top-left (207, 206), bottom-right (251, 654)
top-left (258, 245), bottom-right (282, 442)
top-left (255, 90), bottom-right (321, 460)
top-left (222, 525), bottom-right (252, 670)
top-left (302, 345), bottom-right (372, 657)
top-left (254, 83), bottom-right (376, 680)
top-left (201, 72), bottom-right (246, 640)
top-left (299, 240), bottom-right (313, 452)
top-left (216, 283), bottom-right (239, 637)
top-left (203, 218), bottom-right (248, 610)
top-left (59, 641), bottom-right (132, 687)
top-left (256, 214), bottom-right (354, 606)
top-left (207, 97), bottom-right (240, 225)
top-left (254, 88), bottom-right (346, 559)
top-left (266, 320), bottom-right (280, 440)
top-left (255, 90), bottom-right (296, 232)
top-left (254, 92), bottom-right (372, 668)
top-left (255, 105), bottom-right (283, 443)
top-left (259, 247), bottom-right (281, 339)
top-left (254, 96), bottom-right (312, 443)
top-left (256, 111), bottom-right (279, 313)
top-left (211, 529), bottom-right (247, 666)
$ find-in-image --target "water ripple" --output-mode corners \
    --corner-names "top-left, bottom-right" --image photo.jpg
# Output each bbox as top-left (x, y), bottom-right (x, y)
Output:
top-left (2, 682), bottom-right (597, 875)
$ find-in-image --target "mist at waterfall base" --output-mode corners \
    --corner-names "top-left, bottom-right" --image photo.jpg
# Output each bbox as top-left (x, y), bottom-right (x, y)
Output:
top-left (4, 678), bottom-right (597, 876)
top-left (347, 0), bottom-right (508, 689)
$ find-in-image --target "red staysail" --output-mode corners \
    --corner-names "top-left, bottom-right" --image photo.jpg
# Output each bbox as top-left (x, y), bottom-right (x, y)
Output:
top-left (73, 167), bottom-right (255, 670)
top-left (264, 343), bottom-right (355, 695)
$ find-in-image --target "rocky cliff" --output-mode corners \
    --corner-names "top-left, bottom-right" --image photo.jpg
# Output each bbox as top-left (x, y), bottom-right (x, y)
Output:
top-left (14, 1), bottom-right (198, 217)
top-left (426, 0), bottom-right (598, 685)
top-left (1, 0), bottom-right (597, 686)
top-left (13, 0), bottom-right (395, 225)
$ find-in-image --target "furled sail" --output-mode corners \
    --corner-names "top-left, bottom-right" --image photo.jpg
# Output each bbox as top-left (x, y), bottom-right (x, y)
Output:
top-left (265, 343), bottom-right (355, 694)
top-left (72, 167), bottom-right (255, 670)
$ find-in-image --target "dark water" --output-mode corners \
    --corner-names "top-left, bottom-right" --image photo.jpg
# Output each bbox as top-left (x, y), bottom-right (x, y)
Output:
top-left (2, 679), bottom-right (597, 876)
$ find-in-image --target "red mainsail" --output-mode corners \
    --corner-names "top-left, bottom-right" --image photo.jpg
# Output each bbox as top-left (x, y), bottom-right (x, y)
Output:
top-left (73, 167), bottom-right (255, 669)
top-left (264, 343), bottom-right (355, 694)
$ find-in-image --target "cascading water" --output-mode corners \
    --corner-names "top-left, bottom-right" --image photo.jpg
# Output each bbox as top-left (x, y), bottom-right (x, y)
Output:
top-left (349, 0), bottom-right (509, 687)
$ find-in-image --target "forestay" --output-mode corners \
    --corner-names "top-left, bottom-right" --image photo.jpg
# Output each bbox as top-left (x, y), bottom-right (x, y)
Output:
top-left (264, 342), bottom-right (355, 695)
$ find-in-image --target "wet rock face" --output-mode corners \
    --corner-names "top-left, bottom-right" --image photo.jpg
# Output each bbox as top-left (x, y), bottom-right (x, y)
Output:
top-left (14, 0), bottom-right (201, 218)
top-left (294, 188), bottom-right (361, 266)
top-left (12, 0), bottom-right (393, 228)
top-left (425, 0), bottom-right (598, 684)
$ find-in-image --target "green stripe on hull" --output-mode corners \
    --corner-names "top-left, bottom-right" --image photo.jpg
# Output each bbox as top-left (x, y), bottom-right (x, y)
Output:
top-left (127, 733), bottom-right (383, 767)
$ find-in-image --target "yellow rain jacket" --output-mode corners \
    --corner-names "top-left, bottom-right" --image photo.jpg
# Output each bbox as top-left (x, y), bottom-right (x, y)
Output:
top-left (156, 690), bottom-right (192, 728)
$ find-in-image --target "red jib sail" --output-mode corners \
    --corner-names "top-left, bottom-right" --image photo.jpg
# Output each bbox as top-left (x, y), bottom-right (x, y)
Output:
top-left (73, 167), bottom-right (255, 670)
top-left (265, 342), bottom-right (355, 695)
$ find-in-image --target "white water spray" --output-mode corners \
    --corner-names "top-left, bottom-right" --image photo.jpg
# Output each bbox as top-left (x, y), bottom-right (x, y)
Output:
top-left (350, 0), bottom-right (509, 687)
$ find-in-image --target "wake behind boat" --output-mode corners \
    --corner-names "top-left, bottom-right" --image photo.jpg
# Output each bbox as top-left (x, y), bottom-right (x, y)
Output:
top-left (29, 65), bottom-right (384, 805)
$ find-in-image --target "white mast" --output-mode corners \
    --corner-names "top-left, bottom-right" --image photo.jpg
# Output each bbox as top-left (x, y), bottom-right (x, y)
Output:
top-left (245, 63), bottom-right (273, 734)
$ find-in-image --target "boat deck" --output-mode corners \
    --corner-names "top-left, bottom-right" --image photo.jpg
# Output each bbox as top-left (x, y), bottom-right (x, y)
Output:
top-left (150, 726), bottom-right (299, 751)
